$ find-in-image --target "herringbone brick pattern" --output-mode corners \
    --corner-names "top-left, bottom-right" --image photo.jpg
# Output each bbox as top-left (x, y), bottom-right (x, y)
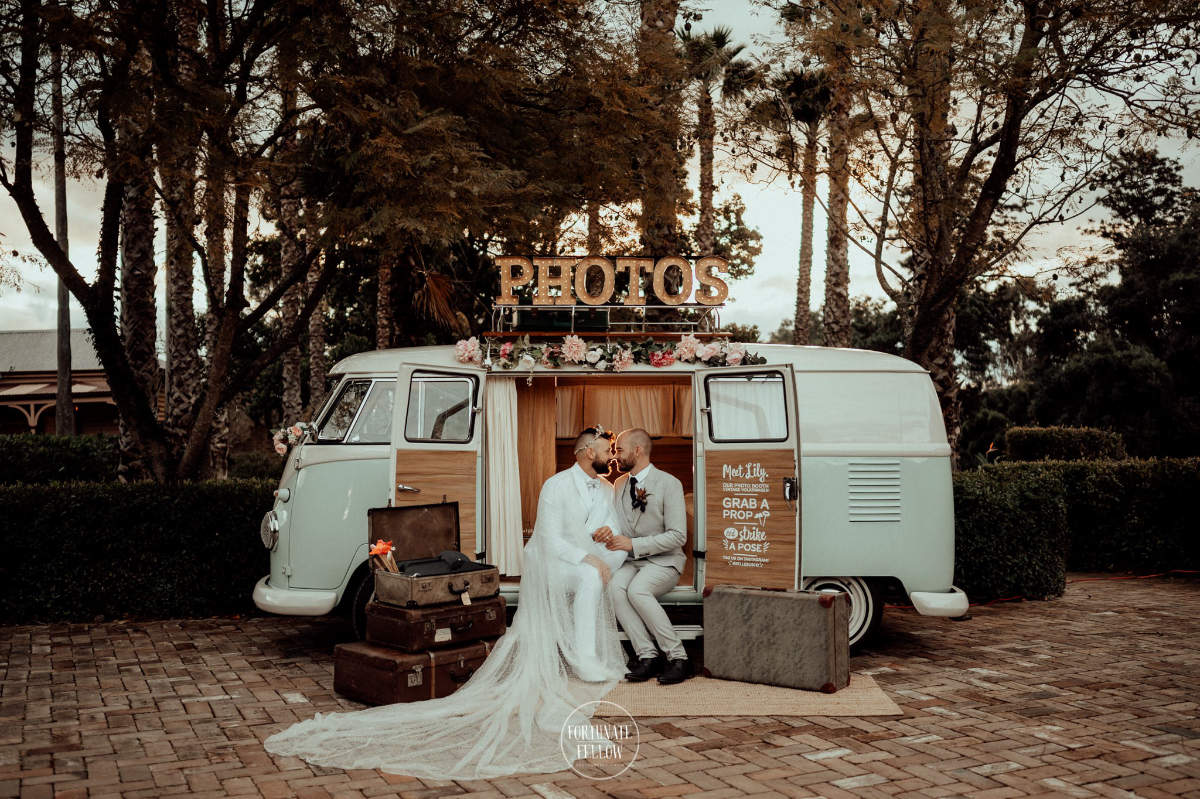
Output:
top-left (2, 575), bottom-right (1197, 798)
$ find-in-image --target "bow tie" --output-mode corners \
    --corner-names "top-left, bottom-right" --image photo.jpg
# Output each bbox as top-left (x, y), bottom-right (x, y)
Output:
top-left (587, 478), bottom-right (604, 490)
top-left (629, 476), bottom-right (648, 511)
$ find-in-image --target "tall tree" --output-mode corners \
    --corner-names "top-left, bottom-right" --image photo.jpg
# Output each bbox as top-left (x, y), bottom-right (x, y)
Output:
top-left (50, 8), bottom-right (73, 435)
top-left (679, 26), bottom-right (753, 256)
top-left (635, 0), bottom-right (686, 254)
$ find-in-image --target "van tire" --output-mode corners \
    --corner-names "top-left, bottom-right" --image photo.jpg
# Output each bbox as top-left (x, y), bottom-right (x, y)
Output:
top-left (345, 567), bottom-right (374, 640)
top-left (802, 576), bottom-right (882, 651)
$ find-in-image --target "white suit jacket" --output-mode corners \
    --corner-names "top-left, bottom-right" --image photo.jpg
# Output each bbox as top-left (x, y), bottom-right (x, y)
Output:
top-left (532, 465), bottom-right (627, 572)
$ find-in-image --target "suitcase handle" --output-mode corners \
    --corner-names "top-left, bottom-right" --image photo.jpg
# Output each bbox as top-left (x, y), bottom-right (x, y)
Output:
top-left (450, 620), bottom-right (474, 633)
top-left (448, 664), bottom-right (475, 683)
top-left (448, 579), bottom-right (470, 595)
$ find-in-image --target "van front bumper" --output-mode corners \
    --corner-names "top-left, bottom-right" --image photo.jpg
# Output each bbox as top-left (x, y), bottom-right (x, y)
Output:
top-left (253, 575), bottom-right (339, 616)
top-left (909, 586), bottom-right (969, 617)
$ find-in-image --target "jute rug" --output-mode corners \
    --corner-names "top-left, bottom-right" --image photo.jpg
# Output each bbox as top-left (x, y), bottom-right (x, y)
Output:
top-left (595, 673), bottom-right (902, 717)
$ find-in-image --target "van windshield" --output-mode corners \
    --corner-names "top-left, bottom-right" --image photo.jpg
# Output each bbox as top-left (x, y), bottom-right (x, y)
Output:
top-left (317, 380), bottom-right (372, 441)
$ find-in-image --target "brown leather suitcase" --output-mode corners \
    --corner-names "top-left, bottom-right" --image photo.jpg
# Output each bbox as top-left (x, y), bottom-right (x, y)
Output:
top-left (365, 596), bottom-right (506, 652)
top-left (368, 503), bottom-right (501, 607)
top-left (702, 586), bottom-right (850, 693)
top-left (333, 639), bottom-right (497, 705)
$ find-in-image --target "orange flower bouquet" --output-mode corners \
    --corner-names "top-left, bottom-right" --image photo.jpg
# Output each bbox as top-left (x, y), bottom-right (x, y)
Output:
top-left (370, 539), bottom-right (399, 573)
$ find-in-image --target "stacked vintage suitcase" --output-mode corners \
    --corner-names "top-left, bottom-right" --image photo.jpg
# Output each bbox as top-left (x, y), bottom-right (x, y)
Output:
top-left (333, 502), bottom-right (507, 705)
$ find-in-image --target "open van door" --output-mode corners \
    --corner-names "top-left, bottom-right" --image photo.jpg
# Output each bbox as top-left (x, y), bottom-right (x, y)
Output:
top-left (389, 364), bottom-right (487, 557)
top-left (694, 364), bottom-right (802, 591)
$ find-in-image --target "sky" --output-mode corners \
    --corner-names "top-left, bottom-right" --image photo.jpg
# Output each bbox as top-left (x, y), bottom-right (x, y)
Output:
top-left (2, 1), bottom-right (1198, 343)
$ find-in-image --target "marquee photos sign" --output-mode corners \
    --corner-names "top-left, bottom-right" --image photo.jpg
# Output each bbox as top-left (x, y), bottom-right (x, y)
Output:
top-left (495, 255), bottom-right (730, 306)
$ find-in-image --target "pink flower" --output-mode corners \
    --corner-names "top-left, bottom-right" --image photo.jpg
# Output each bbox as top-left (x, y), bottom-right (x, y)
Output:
top-left (676, 333), bottom-right (700, 361)
top-left (562, 335), bottom-right (586, 363)
top-left (454, 337), bottom-right (482, 364)
top-left (725, 342), bottom-right (746, 366)
top-left (289, 424), bottom-right (303, 438)
top-left (613, 349), bottom-right (635, 372)
top-left (274, 441), bottom-right (288, 456)
top-left (499, 341), bottom-right (513, 359)
top-left (696, 342), bottom-right (721, 362)
top-left (650, 350), bottom-right (676, 368)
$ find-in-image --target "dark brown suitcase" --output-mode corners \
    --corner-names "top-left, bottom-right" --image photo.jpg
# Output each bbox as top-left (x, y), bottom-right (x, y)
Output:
top-left (702, 586), bottom-right (850, 693)
top-left (368, 503), bottom-right (501, 607)
top-left (333, 639), bottom-right (497, 705)
top-left (365, 596), bottom-right (506, 652)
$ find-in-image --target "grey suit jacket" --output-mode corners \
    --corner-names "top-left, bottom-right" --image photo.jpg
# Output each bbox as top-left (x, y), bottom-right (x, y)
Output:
top-left (612, 464), bottom-right (687, 573)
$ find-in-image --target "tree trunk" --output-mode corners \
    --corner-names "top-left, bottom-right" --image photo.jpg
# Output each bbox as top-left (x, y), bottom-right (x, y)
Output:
top-left (51, 35), bottom-right (74, 435)
top-left (162, 0), bottom-right (203, 436)
top-left (279, 40), bottom-right (304, 422)
top-left (307, 246), bottom-right (328, 412)
top-left (204, 154), bottom-right (230, 477)
top-left (822, 95), bottom-right (851, 347)
top-left (117, 48), bottom-right (162, 479)
top-left (696, 83), bottom-right (716, 255)
top-left (377, 258), bottom-right (394, 349)
top-left (587, 202), bottom-right (602, 253)
top-left (637, 0), bottom-right (684, 255)
top-left (793, 128), bottom-right (818, 345)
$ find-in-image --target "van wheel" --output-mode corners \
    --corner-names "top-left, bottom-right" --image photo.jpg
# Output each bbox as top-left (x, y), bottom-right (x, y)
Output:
top-left (802, 576), bottom-right (882, 650)
top-left (346, 569), bottom-right (374, 640)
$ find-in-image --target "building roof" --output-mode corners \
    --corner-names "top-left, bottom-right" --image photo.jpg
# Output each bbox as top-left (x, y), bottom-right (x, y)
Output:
top-left (0, 329), bottom-right (104, 373)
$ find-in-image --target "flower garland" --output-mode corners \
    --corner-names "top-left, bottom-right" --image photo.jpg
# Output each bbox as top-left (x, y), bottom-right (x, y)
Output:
top-left (454, 333), bottom-right (765, 375)
top-left (272, 421), bottom-right (315, 455)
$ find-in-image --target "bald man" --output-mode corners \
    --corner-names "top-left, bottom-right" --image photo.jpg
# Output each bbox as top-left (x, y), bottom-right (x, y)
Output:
top-left (593, 428), bottom-right (691, 685)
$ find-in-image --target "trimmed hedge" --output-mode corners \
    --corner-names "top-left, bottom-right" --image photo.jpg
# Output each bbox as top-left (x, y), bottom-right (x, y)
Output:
top-left (953, 463), bottom-right (1070, 601)
top-left (229, 451), bottom-right (286, 480)
top-left (1006, 426), bottom-right (1127, 461)
top-left (953, 458), bottom-right (1200, 601)
top-left (0, 479), bottom-right (274, 624)
top-left (0, 434), bottom-right (120, 483)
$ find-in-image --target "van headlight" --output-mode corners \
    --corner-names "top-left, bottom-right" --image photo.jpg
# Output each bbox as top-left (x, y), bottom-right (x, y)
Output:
top-left (260, 510), bottom-right (280, 550)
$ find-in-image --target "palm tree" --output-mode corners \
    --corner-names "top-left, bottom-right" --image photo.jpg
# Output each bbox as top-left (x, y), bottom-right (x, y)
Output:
top-left (781, 70), bottom-right (831, 345)
top-left (679, 27), bottom-right (754, 256)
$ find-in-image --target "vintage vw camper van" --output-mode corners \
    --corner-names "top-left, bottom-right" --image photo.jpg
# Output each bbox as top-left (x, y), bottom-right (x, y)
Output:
top-left (253, 342), bottom-right (968, 648)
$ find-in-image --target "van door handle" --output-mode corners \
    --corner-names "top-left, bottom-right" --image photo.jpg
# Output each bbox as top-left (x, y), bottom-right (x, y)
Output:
top-left (396, 483), bottom-right (422, 493)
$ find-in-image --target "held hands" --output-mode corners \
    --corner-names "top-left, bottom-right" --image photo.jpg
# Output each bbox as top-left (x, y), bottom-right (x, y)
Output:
top-left (592, 526), bottom-right (633, 552)
top-left (582, 554), bottom-right (612, 586)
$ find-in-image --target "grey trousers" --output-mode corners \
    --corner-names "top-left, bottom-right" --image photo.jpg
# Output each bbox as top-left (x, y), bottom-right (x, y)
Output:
top-left (610, 559), bottom-right (685, 661)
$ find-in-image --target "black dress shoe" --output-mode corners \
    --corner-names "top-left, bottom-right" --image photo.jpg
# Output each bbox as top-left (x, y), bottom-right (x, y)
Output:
top-left (657, 658), bottom-right (693, 685)
top-left (624, 656), bottom-right (663, 682)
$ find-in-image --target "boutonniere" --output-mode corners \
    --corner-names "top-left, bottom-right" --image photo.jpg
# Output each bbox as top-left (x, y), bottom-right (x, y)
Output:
top-left (632, 487), bottom-right (650, 512)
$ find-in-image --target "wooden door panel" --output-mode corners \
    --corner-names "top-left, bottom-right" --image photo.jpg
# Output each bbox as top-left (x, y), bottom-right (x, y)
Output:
top-left (393, 450), bottom-right (477, 556)
top-left (703, 448), bottom-right (798, 590)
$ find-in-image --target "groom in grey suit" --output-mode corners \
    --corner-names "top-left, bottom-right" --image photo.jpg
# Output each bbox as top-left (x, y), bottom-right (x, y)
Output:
top-left (593, 428), bottom-right (692, 685)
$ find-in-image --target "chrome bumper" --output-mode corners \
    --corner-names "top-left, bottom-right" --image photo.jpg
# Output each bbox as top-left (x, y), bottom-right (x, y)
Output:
top-left (252, 575), bottom-right (339, 616)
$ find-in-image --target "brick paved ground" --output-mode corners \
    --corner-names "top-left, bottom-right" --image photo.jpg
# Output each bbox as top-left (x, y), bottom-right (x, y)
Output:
top-left (2, 574), bottom-right (1198, 799)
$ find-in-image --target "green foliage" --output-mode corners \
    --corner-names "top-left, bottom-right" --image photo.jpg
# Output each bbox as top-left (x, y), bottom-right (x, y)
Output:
top-left (229, 452), bottom-right (286, 481)
top-left (953, 464), bottom-right (1069, 601)
top-left (952, 459), bottom-right (1200, 601)
top-left (0, 434), bottom-right (119, 484)
top-left (1006, 426), bottom-right (1128, 462)
top-left (0, 480), bottom-right (275, 624)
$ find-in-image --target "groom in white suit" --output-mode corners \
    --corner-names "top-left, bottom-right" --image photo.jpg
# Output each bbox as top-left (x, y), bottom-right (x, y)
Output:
top-left (531, 426), bottom-right (628, 682)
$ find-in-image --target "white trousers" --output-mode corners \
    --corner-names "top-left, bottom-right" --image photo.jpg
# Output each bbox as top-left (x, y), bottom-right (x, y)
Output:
top-left (562, 560), bottom-right (605, 659)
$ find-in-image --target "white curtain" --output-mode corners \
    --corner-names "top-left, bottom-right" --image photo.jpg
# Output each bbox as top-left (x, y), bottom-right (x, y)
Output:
top-left (555, 385), bottom-right (583, 438)
top-left (706, 375), bottom-right (788, 440)
top-left (486, 379), bottom-right (524, 575)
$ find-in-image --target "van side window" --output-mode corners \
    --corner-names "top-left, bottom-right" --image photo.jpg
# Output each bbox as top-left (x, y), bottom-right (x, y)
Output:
top-left (347, 380), bottom-right (395, 443)
top-left (405, 373), bottom-right (475, 442)
top-left (317, 379), bottom-right (372, 441)
top-left (705, 372), bottom-right (788, 442)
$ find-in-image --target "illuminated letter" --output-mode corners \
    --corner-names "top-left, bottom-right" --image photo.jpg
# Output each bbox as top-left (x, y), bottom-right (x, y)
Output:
top-left (694, 256), bottom-right (730, 305)
top-left (533, 258), bottom-right (576, 306)
top-left (496, 256), bottom-right (533, 305)
top-left (574, 257), bottom-right (615, 305)
top-left (615, 257), bottom-right (654, 305)
top-left (652, 256), bottom-right (692, 305)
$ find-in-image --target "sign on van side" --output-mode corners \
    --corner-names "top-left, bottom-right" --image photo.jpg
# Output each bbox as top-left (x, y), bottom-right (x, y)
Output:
top-left (495, 256), bottom-right (730, 306)
top-left (705, 450), bottom-right (798, 590)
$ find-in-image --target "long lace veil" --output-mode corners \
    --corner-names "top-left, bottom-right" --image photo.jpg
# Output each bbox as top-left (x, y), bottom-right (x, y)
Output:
top-left (263, 526), bottom-right (627, 779)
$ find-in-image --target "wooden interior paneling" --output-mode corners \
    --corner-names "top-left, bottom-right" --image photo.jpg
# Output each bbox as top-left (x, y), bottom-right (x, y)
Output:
top-left (703, 448), bottom-right (798, 591)
top-left (393, 450), bottom-right (478, 556)
top-left (516, 379), bottom-right (557, 534)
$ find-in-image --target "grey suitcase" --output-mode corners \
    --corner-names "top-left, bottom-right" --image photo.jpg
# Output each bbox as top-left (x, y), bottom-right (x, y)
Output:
top-left (702, 586), bottom-right (850, 693)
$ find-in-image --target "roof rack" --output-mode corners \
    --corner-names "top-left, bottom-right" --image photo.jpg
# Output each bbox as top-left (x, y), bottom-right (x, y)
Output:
top-left (489, 303), bottom-right (724, 336)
